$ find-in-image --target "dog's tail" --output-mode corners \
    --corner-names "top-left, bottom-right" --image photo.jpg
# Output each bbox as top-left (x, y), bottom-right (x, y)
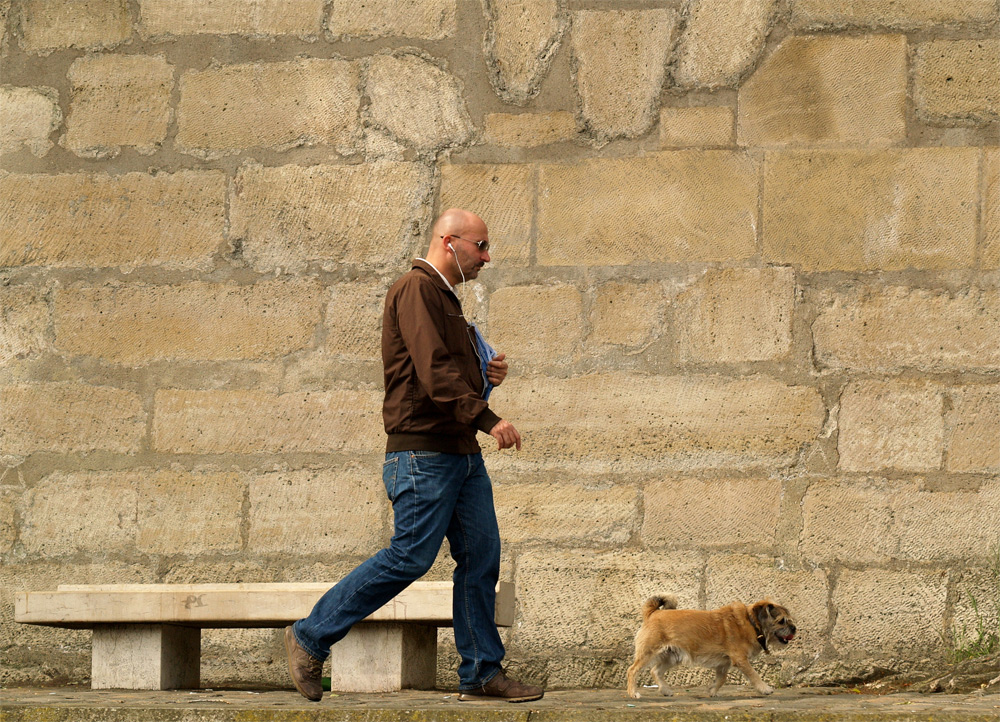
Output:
top-left (642, 594), bottom-right (679, 620)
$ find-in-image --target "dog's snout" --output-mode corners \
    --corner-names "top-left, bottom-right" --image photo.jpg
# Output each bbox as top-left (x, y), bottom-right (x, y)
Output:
top-left (789, 624), bottom-right (796, 634)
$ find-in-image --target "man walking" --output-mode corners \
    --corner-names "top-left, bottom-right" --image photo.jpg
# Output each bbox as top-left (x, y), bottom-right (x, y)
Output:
top-left (284, 209), bottom-right (543, 703)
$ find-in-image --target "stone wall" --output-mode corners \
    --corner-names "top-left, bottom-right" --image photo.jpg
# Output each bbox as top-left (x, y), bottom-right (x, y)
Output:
top-left (1, 0), bottom-right (998, 691)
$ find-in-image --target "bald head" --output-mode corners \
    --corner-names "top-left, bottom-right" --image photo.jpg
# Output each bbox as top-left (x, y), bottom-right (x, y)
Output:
top-left (426, 208), bottom-right (491, 285)
top-left (431, 208), bottom-right (485, 244)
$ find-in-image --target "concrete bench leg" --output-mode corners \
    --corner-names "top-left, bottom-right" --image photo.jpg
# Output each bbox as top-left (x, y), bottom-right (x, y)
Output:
top-left (91, 624), bottom-right (200, 690)
top-left (327, 623), bottom-right (436, 692)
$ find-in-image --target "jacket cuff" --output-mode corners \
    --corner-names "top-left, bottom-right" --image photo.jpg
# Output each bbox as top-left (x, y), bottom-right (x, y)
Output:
top-left (474, 408), bottom-right (502, 435)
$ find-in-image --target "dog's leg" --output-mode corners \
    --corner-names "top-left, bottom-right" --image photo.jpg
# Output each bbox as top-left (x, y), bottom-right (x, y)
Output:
top-left (706, 662), bottom-right (730, 697)
top-left (650, 660), bottom-right (674, 697)
top-left (733, 656), bottom-right (773, 695)
top-left (626, 652), bottom-right (651, 699)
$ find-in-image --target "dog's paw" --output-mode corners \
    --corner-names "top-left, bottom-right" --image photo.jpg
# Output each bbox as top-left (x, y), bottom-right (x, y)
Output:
top-left (628, 691), bottom-right (641, 699)
top-left (657, 687), bottom-right (672, 697)
top-left (756, 685), bottom-right (774, 696)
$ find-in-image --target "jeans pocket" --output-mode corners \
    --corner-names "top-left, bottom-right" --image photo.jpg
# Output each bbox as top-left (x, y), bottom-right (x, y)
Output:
top-left (382, 455), bottom-right (399, 501)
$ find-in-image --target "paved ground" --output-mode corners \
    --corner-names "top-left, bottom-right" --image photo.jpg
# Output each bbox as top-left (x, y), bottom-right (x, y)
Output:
top-left (2, 685), bottom-right (999, 721)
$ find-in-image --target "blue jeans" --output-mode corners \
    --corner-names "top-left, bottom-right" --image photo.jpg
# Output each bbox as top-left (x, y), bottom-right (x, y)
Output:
top-left (292, 451), bottom-right (505, 689)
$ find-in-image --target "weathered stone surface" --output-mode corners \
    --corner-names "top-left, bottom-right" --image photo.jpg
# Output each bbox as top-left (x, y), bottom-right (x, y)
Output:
top-left (833, 569), bottom-right (948, 656)
top-left (248, 466), bottom-right (386, 555)
top-left (0, 171), bottom-right (225, 269)
top-left (0, 383), bottom-right (144, 456)
top-left (64, 54), bottom-right (173, 157)
top-left (946, 386), bottom-right (1000, 473)
top-left (706, 553), bottom-right (829, 656)
top-left (54, 279), bottom-right (323, 364)
top-left (153, 387), bottom-right (382, 454)
top-left (328, 0), bottom-right (454, 39)
top-left (439, 163), bottom-right (533, 267)
top-left (589, 281), bottom-right (665, 347)
top-left (0, 285), bottom-right (48, 365)
top-left (675, 267), bottom-right (795, 363)
top-left (643, 478), bottom-right (781, 550)
top-left (139, 0), bottom-right (324, 38)
top-left (914, 40), bottom-right (1000, 122)
top-left (763, 149), bottom-right (978, 271)
top-left (838, 381), bottom-right (944, 473)
top-left (800, 479), bottom-right (898, 564)
top-left (19, 0), bottom-right (131, 53)
top-left (136, 470), bottom-right (243, 554)
top-left (674, 0), bottom-right (777, 89)
top-left (0, 85), bottom-right (60, 156)
top-left (494, 481), bottom-right (637, 545)
top-left (484, 111), bottom-right (576, 148)
top-left (986, 149), bottom-right (1000, 270)
top-left (511, 549), bottom-right (703, 650)
top-left (366, 53), bottom-right (473, 152)
top-left (0, 488), bottom-right (15, 553)
top-left (492, 374), bottom-right (824, 471)
top-left (738, 35), bottom-right (907, 146)
top-left (538, 152), bottom-right (757, 266)
top-left (324, 281), bottom-right (384, 360)
top-left (229, 161), bottom-right (431, 273)
top-left (813, 288), bottom-right (1000, 372)
top-left (894, 481), bottom-right (1000, 562)
top-left (488, 284), bottom-right (582, 363)
top-left (0, 0), bottom-right (9, 58)
top-left (177, 59), bottom-right (361, 157)
top-left (483, 0), bottom-right (566, 104)
top-left (571, 10), bottom-right (677, 141)
top-left (792, 0), bottom-right (998, 28)
top-left (660, 106), bottom-right (733, 148)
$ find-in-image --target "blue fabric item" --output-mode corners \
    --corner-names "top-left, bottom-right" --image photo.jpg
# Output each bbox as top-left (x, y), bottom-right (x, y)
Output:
top-left (468, 322), bottom-right (497, 401)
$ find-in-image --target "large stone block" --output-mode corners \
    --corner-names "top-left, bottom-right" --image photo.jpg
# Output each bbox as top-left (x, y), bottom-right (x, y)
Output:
top-left (674, 0), bottom-right (778, 89)
top-left (984, 148), bottom-right (999, 269)
top-left (0, 285), bottom-right (48, 365)
top-left (705, 553), bottom-right (829, 657)
top-left (54, 279), bottom-right (323, 364)
top-left (325, 281), bottom-right (385, 360)
top-left (660, 107), bottom-right (734, 149)
top-left (19, 471), bottom-right (138, 556)
top-left (0, 86), bottom-right (60, 156)
top-left (946, 385), bottom-right (1000, 473)
top-left (366, 53), bottom-right (473, 152)
top-left (511, 549), bottom-right (703, 650)
top-left (675, 267), bottom-right (795, 363)
top-left (248, 466), bottom-right (387, 555)
top-left (439, 164), bottom-right (533, 267)
top-left (762, 149), bottom-right (977, 271)
top-left (0, 383), bottom-right (144, 456)
top-left (136, 470), bottom-right (243, 554)
top-left (538, 152), bottom-right (757, 266)
top-left (800, 479), bottom-right (899, 564)
top-left (738, 35), bottom-right (906, 146)
top-left (0, 488), bottom-right (15, 553)
top-left (914, 40), bottom-right (1000, 123)
top-left (813, 288), bottom-right (1000, 372)
top-left (643, 478), bottom-right (782, 550)
top-left (493, 374), bottom-right (824, 472)
top-left (64, 54), bottom-right (173, 157)
top-left (138, 0), bottom-right (324, 38)
top-left (571, 10), bottom-right (678, 141)
top-left (792, 0), bottom-right (998, 28)
top-left (19, 0), bottom-right (131, 53)
top-left (483, 0), bottom-right (566, 104)
top-left (0, 171), bottom-right (225, 270)
top-left (483, 111), bottom-right (577, 148)
top-left (328, 0), bottom-right (454, 39)
top-left (177, 59), bottom-right (361, 158)
top-left (152, 387), bottom-right (382, 454)
top-left (894, 482), bottom-right (1000, 562)
top-left (494, 480), bottom-right (637, 546)
top-left (488, 284), bottom-right (582, 364)
top-left (229, 161), bottom-right (431, 273)
top-left (838, 381), bottom-right (944, 472)
top-left (589, 281), bottom-right (665, 347)
top-left (832, 569), bottom-right (948, 656)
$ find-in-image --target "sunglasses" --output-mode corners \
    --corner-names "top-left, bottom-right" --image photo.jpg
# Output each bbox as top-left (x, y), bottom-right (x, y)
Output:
top-left (442, 235), bottom-right (490, 253)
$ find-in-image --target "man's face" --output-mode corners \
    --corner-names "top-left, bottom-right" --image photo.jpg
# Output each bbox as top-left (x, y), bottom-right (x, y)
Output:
top-left (448, 231), bottom-right (491, 281)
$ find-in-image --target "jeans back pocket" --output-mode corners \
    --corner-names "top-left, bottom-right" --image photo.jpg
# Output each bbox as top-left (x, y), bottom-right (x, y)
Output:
top-left (382, 454), bottom-right (399, 501)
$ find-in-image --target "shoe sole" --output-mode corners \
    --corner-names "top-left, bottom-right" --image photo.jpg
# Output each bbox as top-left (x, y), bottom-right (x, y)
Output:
top-left (284, 626), bottom-right (322, 702)
top-left (457, 692), bottom-right (544, 703)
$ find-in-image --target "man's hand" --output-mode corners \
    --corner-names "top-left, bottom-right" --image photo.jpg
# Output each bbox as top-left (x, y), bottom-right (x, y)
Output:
top-left (486, 353), bottom-right (508, 386)
top-left (489, 419), bottom-right (521, 451)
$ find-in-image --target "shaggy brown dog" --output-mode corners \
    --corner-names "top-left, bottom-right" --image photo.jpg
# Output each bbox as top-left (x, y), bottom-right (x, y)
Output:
top-left (626, 594), bottom-right (796, 699)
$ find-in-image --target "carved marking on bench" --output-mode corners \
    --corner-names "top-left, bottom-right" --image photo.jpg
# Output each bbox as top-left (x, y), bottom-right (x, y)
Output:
top-left (183, 595), bottom-right (206, 609)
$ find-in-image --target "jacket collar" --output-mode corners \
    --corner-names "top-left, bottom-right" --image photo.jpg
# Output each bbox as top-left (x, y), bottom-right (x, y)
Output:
top-left (412, 258), bottom-right (456, 294)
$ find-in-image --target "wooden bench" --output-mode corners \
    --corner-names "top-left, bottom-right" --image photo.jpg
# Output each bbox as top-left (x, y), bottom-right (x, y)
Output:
top-left (15, 581), bottom-right (515, 692)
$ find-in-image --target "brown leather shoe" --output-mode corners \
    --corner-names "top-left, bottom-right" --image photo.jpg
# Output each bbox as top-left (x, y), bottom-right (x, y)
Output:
top-left (284, 626), bottom-right (323, 702)
top-left (458, 670), bottom-right (544, 702)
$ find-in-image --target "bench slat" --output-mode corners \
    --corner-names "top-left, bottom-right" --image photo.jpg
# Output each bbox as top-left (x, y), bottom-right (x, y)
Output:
top-left (15, 581), bottom-right (515, 629)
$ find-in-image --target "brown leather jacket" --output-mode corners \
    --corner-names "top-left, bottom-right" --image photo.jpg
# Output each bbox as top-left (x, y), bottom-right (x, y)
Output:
top-left (381, 260), bottom-right (501, 454)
